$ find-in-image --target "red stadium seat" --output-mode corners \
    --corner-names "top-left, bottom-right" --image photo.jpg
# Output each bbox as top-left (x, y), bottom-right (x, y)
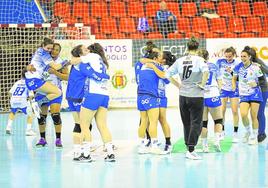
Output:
top-left (192, 17), bottom-right (209, 35)
top-left (119, 17), bottom-right (136, 33)
top-left (210, 17), bottom-right (227, 33)
top-left (176, 17), bottom-right (191, 35)
top-left (238, 32), bottom-right (255, 38)
top-left (217, 2), bottom-right (233, 17)
top-left (110, 1), bottom-right (127, 18)
top-left (53, 2), bottom-right (71, 18)
top-left (129, 32), bottom-right (144, 39)
top-left (228, 17), bottom-right (245, 33)
top-left (100, 17), bottom-right (117, 34)
top-left (146, 2), bottom-right (160, 17)
top-left (253, 2), bottom-right (268, 17)
top-left (91, 2), bottom-right (108, 18)
top-left (111, 33), bottom-right (126, 39)
top-left (245, 17), bottom-right (262, 33)
top-left (127, 1), bottom-right (145, 18)
top-left (263, 17), bottom-right (268, 32)
top-left (235, 2), bottom-right (251, 17)
top-left (181, 2), bottom-right (197, 17)
top-left (168, 32), bottom-right (183, 39)
top-left (146, 32), bottom-right (163, 39)
top-left (200, 2), bottom-right (215, 11)
top-left (167, 2), bottom-right (180, 18)
top-left (73, 2), bottom-right (89, 18)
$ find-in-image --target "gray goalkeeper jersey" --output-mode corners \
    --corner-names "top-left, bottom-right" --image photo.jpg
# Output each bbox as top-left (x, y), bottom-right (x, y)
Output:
top-left (166, 54), bottom-right (208, 97)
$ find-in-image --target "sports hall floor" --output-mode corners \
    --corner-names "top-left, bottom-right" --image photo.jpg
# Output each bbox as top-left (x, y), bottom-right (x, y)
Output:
top-left (0, 108), bottom-right (267, 188)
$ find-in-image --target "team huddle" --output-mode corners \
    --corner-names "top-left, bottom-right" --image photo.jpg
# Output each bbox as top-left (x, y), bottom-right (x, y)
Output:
top-left (5, 37), bottom-right (267, 161)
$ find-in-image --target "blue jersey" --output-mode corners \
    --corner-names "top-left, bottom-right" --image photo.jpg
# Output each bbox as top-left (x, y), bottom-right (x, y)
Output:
top-left (233, 62), bottom-right (263, 96)
top-left (25, 47), bottom-right (53, 79)
top-left (66, 65), bottom-right (86, 102)
top-left (135, 61), bottom-right (167, 97)
top-left (216, 58), bottom-right (240, 91)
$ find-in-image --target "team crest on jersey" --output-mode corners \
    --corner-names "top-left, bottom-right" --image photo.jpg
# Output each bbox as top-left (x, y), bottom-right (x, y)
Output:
top-left (112, 71), bottom-right (127, 89)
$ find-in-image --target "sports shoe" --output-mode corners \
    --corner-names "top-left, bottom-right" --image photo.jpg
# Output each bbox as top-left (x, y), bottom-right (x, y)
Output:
top-left (36, 138), bottom-right (47, 147)
top-left (31, 101), bottom-right (41, 119)
top-left (242, 132), bottom-right (250, 143)
top-left (73, 151), bottom-right (81, 161)
top-left (185, 151), bottom-right (202, 160)
top-left (55, 138), bottom-right (63, 148)
top-left (232, 132), bottom-right (239, 143)
top-left (138, 145), bottom-right (150, 154)
top-left (202, 143), bottom-right (209, 153)
top-left (104, 154), bottom-right (116, 162)
top-left (258, 133), bottom-right (267, 143)
top-left (214, 143), bottom-right (221, 152)
top-left (6, 128), bottom-right (11, 135)
top-left (75, 153), bottom-right (93, 162)
top-left (248, 137), bottom-right (258, 145)
top-left (162, 144), bottom-right (172, 155)
top-left (25, 129), bottom-right (36, 136)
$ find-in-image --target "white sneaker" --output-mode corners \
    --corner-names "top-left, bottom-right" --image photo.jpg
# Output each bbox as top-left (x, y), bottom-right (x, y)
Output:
top-left (25, 129), bottom-right (36, 136)
top-left (248, 137), bottom-right (258, 145)
top-left (150, 146), bottom-right (164, 155)
top-left (185, 151), bottom-right (202, 160)
top-left (31, 101), bottom-right (41, 119)
top-left (202, 143), bottom-right (209, 153)
top-left (232, 132), bottom-right (239, 143)
top-left (161, 144), bottom-right (172, 155)
top-left (214, 143), bottom-right (221, 152)
top-left (219, 132), bottom-right (225, 141)
top-left (242, 132), bottom-right (250, 143)
top-left (138, 145), bottom-right (150, 154)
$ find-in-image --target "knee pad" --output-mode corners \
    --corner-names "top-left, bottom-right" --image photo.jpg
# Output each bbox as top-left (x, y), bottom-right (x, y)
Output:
top-left (214, 119), bottom-right (223, 125)
top-left (38, 114), bottom-right (47, 125)
top-left (203, 121), bottom-right (208, 128)
top-left (51, 113), bottom-right (62, 125)
top-left (73, 123), bottom-right (81, 133)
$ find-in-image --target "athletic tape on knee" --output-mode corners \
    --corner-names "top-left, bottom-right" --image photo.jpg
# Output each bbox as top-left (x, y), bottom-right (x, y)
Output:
top-left (38, 114), bottom-right (47, 125)
top-left (51, 113), bottom-right (62, 125)
top-left (214, 119), bottom-right (223, 125)
top-left (73, 123), bottom-right (81, 133)
top-left (203, 121), bottom-right (208, 128)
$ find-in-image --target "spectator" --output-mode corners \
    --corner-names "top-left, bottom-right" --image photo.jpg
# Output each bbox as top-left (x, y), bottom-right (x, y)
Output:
top-left (155, 1), bottom-right (177, 38)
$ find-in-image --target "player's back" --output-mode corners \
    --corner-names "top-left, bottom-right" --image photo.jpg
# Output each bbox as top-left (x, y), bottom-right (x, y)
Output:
top-left (66, 64), bottom-right (86, 101)
top-left (9, 79), bottom-right (29, 108)
top-left (173, 54), bottom-right (207, 97)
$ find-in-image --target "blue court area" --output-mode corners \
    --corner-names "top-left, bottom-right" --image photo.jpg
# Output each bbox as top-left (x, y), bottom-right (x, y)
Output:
top-left (0, 109), bottom-right (267, 188)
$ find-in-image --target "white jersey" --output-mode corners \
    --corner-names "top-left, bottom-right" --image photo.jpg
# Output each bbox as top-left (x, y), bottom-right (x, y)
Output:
top-left (233, 62), bottom-right (263, 96)
top-left (46, 57), bottom-right (64, 90)
top-left (9, 79), bottom-right (29, 108)
top-left (80, 53), bottom-right (109, 96)
top-left (204, 62), bottom-right (222, 98)
top-left (216, 58), bottom-right (240, 91)
top-left (25, 47), bottom-right (53, 79)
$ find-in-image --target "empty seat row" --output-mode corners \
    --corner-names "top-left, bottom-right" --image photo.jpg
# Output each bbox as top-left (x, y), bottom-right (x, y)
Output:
top-left (54, 1), bottom-right (268, 19)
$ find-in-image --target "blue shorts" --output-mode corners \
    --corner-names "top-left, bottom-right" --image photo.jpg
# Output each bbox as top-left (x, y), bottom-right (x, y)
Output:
top-left (204, 97), bottom-right (222, 108)
top-left (82, 93), bottom-right (109, 110)
top-left (220, 89), bottom-right (239, 98)
top-left (25, 78), bottom-right (45, 91)
top-left (159, 97), bottom-right (167, 108)
top-left (43, 95), bottom-right (63, 106)
top-left (67, 100), bottom-right (82, 112)
top-left (11, 107), bottom-right (27, 115)
top-left (137, 95), bottom-right (160, 111)
top-left (240, 88), bottom-right (263, 103)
